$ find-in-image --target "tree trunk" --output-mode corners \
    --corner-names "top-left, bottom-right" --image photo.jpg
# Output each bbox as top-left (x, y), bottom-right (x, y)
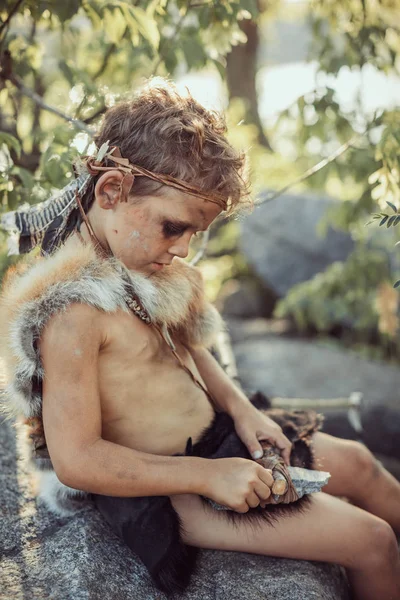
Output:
top-left (226, 6), bottom-right (272, 151)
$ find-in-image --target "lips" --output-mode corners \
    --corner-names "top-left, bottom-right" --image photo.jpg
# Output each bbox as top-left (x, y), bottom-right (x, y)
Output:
top-left (151, 262), bottom-right (166, 270)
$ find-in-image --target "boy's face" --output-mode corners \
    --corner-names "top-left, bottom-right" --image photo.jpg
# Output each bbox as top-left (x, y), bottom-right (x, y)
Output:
top-left (103, 185), bottom-right (223, 276)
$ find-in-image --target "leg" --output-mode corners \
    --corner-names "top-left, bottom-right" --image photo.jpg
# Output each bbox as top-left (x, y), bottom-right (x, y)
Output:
top-left (171, 491), bottom-right (400, 600)
top-left (312, 432), bottom-right (400, 532)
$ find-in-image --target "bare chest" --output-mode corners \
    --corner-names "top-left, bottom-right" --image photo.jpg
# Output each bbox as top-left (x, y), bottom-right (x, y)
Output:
top-left (97, 310), bottom-right (215, 454)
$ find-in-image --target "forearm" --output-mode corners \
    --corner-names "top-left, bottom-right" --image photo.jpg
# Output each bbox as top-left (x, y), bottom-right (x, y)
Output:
top-left (190, 346), bottom-right (253, 418)
top-left (58, 437), bottom-right (210, 497)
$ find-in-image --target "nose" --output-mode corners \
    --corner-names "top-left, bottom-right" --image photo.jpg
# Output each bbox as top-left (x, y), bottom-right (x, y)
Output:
top-left (168, 234), bottom-right (191, 259)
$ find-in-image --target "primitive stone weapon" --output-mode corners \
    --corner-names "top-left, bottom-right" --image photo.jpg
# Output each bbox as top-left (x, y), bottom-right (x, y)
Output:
top-left (209, 442), bottom-right (331, 511)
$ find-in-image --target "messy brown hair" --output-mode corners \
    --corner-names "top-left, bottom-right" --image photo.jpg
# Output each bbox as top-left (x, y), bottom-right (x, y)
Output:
top-left (93, 76), bottom-right (252, 215)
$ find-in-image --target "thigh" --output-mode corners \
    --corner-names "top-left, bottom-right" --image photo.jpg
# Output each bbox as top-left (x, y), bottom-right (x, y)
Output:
top-left (170, 491), bottom-right (386, 570)
top-left (310, 431), bottom-right (374, 497)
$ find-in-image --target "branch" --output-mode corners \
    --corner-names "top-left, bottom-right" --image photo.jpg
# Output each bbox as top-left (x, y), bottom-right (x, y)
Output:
top-left (258, 131), bottom-right (364, 205)
top-left (93, 42), bottom-right (118, 80)
top-left (0, 0), bottom-right (25, 38)
top-left (2, 71), bottom-right (94, 135)
top-left (83, 105), bottom-right (107, 125)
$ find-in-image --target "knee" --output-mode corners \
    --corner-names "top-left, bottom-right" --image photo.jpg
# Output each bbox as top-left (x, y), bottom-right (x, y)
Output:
top-left (344, 441), bottom-right (381, 485)
top-left (354, 518), bottom-right (398, 570)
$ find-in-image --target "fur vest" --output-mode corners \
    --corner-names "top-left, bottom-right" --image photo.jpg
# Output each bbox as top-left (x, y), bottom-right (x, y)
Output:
top-left (0, 240), bottom-right (223, 515)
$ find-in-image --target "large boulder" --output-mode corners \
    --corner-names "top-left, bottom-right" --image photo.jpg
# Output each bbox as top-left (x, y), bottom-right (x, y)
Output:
top-left (240, 192), bottom-right (354, 296)
top-left (0, 413), bottom-right (350, 599)
top-left (229, 318), bottom-right (400, 459)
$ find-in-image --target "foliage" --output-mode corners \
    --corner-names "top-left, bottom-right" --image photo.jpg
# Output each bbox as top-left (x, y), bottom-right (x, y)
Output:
top-left (259, 0), bottom-right (400, 355)
top-left (0, 0), bottom-right (257, 212)
top-left (274, 246), bottom-right (399, 350)
top-left (271, 1), bottom-right (400, 226)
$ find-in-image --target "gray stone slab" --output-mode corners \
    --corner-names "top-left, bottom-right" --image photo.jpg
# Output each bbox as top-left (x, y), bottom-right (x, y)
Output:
top-left (0, 413), bottom-right (350, 599)
top-left (240, 192), bottom-right (354, 297)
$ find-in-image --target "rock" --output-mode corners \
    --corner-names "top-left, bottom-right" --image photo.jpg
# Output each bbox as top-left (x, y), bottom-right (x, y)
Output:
top-left (231, 320), bottom-right (400, 459)
top-left (217, 278), bottom-right (277, 319)
top-left (240, 191), bottom-right (354, 296)
top-left (0, 414), bottom-right (350, 599)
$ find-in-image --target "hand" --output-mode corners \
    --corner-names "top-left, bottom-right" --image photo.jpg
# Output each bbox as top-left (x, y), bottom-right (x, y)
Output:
top-left (233, 404), bottom-right (293, 466)
top-left (203, 457), bottom-right (274, 513)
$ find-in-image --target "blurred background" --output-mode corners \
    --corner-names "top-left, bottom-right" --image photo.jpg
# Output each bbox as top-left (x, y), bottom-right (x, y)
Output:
top-left (1, 0), bottom-right (400, 457)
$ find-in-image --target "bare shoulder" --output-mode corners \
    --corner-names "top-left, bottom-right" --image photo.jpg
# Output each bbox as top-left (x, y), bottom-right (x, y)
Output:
top-left (39, 302), bottom-right (105, 356)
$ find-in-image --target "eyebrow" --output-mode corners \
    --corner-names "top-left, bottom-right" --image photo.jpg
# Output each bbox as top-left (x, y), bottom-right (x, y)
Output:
top-left (161, 216), bottom-right (206, 231)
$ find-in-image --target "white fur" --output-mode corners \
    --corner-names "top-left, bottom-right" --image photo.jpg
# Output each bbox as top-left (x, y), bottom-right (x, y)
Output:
top-left (37, 471), bottom-right (89, 517)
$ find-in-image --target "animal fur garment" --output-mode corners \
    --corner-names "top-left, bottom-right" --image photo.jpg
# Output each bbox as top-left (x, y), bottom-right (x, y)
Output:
top-left (93, 392), bottom-right (323, 595)
top-left (0, 239), bottom-right (223, 514)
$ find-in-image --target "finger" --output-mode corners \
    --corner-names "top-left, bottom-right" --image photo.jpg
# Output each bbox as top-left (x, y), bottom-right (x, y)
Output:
top-left (254, 482), bottom-right (271, 502)
top-left (234, 502), bottom-right (250, 514)
top-left (274, 434), bottom-right (292, 466)
top-left (246, 492), bottom-right (261, 509)
top-left (244, 437), bottom-right (264, 460)
top-left (257, 466), bottom-right (274, 488)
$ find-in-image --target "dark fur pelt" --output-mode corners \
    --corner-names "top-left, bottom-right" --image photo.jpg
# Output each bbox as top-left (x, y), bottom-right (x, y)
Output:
top-left (92, 391), bottom-right (323, 596)
top-left (92, 493), bottom-right (198, 596)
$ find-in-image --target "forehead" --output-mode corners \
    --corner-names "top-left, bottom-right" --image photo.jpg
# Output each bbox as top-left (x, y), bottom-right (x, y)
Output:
top-left (151, 186), bottom-right (223, 228)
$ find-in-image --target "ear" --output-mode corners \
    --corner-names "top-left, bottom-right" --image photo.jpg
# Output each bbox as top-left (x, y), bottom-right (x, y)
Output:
top-left (94, 170), bottom-right (135, 209)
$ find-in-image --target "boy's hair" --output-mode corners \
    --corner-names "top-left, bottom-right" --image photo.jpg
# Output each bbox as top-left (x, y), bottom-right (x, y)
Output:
top-left (91, 77), bottom-right (252, 215)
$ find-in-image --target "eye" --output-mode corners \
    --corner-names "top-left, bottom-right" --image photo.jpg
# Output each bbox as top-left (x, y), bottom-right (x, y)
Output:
top-left (163, 221), bottom-right (187, 237)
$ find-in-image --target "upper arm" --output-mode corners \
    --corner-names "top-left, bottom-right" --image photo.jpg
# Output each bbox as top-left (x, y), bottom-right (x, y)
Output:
top-left (39, 303), bottom-right (104, 478)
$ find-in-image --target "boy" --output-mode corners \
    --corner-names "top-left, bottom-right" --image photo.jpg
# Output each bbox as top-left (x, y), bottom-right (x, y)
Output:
top-left (1, 78), bottom-right (400, 600)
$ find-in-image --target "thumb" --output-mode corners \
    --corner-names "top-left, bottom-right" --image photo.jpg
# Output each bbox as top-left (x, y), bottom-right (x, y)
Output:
top-left (246, 438), bottom-right (263, 460)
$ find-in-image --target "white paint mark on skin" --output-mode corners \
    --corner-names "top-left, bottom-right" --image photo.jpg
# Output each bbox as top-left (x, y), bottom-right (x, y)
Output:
top-left (124, 230), bottom-right (141, 249)
top-left (74, 348), bottom-right (83, 357)
top-left (132, 230), bottom-right (150, 251)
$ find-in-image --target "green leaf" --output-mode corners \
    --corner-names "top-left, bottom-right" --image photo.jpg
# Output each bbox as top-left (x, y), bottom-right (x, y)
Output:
top-left (103, 7), bottom-right (126, 44)
top-left (395, 216), bottom-right (400, 226)
top-left (213, 58), bottom-right (226, 80)
top-left (11, 166), bottom-right (35, 190)
top-left (51, 0), bottom-right (81, 22)
top-left (380, 215), bottom-right (389, 226)
top-left (0, 132), bottom-right (21, 158)
top-left (238, 0), bottom-right (259, 17)
top-left (394, 280), bottom-right (400, 289)
top-left (387, 215), bottom-right (396, 227)
top-left (58, 60), bottom-right (75, 86)
top-left (181, 36), bottom-right (207, 69)
top-left (6, 188), bottom-right (19, 211)
top-left (387, 201), bottom-right (398, 213)
top-left (129, 6), bottom-right (160, 50)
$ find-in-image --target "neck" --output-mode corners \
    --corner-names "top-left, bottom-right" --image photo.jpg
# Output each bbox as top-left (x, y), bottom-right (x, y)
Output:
top-left (71, 203), bottom-right (112, 257)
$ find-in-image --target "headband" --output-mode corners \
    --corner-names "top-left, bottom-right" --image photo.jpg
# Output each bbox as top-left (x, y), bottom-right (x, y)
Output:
top-left (0, 141), bottom-right (227, 256)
